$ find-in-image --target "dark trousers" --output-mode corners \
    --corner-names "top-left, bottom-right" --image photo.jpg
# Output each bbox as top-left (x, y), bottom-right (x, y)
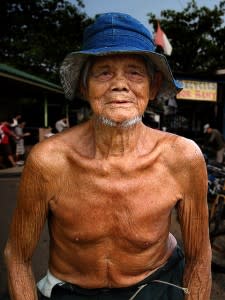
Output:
top-left (39, 246), bottom-right (185, 300)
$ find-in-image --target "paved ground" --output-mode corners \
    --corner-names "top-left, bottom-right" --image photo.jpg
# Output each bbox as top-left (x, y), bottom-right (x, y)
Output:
top-left (0, 167), bottom-right (224, 299)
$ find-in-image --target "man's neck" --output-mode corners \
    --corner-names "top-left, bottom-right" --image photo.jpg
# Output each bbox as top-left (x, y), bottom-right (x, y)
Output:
top-left (92, 115), bottom-right (146, 158)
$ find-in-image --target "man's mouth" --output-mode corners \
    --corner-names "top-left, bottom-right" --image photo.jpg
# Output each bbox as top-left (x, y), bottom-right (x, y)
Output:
top-left (111, 101), bottom-right (129, 104)
top-left (107, 100), bottom-right (133, 105)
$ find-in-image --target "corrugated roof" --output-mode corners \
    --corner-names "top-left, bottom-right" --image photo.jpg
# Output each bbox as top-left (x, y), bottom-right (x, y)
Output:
top-left (0, 64), bottom-right (64, 94)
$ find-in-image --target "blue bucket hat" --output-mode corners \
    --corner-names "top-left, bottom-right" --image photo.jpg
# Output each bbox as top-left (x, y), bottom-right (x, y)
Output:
top-left (60, 12), bottom-right (182, 100)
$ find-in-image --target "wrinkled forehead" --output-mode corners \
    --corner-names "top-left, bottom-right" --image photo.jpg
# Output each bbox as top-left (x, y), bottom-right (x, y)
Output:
top-left (79, 53), bottom-right (156, 89)
top-left (89, 53), bottom-right (148, 69)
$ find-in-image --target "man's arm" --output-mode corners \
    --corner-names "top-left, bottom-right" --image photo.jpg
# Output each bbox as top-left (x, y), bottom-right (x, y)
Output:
top-left (209, 131), bottom-right (215, 143)
top-left (177, 140), bottom-right (211, 300)
top-left (4, 148), bottom-right (49, 300)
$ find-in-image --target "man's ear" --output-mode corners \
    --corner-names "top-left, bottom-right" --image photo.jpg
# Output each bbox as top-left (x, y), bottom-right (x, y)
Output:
top-left (149, 72), bottom-right (163, 100)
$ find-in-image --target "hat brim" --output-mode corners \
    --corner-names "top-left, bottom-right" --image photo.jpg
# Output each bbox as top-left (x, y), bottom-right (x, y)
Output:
top-left (60, 48), bottom-right (183, 101)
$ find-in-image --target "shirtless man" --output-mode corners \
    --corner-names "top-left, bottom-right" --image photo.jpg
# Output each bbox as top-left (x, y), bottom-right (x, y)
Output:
top-left (4, 12), bottom-right (211, 300)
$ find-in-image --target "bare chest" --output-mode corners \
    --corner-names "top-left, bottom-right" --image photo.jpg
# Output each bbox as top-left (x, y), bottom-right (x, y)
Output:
top-left (49, 159), bottom-right (181, 244)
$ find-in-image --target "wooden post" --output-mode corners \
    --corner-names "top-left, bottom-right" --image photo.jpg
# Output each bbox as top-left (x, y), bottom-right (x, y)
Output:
top-left (44, 96), bottom-right (48, 128)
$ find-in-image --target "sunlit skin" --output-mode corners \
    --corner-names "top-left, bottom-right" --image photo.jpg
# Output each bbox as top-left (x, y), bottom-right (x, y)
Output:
top-left (5, 54), bottom-right (211, 300)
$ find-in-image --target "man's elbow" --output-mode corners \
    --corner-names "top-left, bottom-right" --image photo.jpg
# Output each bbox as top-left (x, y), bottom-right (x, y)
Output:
top-left (4, 242), bottom-right (12, 266)
top-left (4, 242), bottom-right (29, 268)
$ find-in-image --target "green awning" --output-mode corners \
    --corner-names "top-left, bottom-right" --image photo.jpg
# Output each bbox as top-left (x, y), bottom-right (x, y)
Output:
top-left (0, 64), bottom-right (63, 94)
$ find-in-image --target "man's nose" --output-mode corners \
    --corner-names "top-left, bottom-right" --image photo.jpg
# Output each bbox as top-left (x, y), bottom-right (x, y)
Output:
top-left (111, 72), bottom-right (129, 91)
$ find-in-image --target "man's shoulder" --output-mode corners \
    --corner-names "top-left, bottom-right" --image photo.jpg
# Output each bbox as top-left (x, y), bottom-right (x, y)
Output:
top-left (151, 130), bottom-right (205, 167)
top-left (26, 134), bottom-right (68, 170)
top-left (28, 122), bottom-right (89, 163)
top-left (176, 135), bottom-right (203, 160)
top-left (150, 129), bottom-right (197, 150)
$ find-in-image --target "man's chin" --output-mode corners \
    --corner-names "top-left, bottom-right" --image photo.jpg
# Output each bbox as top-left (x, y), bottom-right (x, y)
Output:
top-left (96, 115), bottom-right (142, 128)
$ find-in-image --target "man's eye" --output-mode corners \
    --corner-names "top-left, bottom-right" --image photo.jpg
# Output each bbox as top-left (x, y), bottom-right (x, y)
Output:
top-left (127, 70), bottom-right (145, 80)
top-left (92, 71), bottom-right (112, 81)
top-left (131, 71), bottom-right (141, 75)
top-left (101, 71), bottom-right (111, 76)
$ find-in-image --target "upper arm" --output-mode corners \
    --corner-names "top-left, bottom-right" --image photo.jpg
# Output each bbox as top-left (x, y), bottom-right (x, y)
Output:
top-left (176, 140), bottom-right (211, 261)
top-left (5, 146), bottom-right (51, 262)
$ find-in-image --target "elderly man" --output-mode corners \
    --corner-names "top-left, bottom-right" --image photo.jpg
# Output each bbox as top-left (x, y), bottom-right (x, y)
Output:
top-left (5, 13), bottom-right (211, 300)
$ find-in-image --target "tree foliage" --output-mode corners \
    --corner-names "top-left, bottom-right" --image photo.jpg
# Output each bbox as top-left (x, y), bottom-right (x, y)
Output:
top-left (0, 0), bottom-right (93, 82)
top-left (2, 0), bottom-right (225, 81)
top-left (148, 0), bottom-right (225, 74)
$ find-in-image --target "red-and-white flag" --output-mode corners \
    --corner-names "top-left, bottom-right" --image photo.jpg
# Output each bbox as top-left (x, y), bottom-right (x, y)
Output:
top-left (154, 22), bottom-right (172, 56)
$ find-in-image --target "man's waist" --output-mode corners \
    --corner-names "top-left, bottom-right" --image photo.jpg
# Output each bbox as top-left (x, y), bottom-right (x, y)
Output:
top-left (56, 246), bottom-right (184, 293)
top-left (37, 244), bottom-right (182, 298)
top-left (48, 247), bottom-right (176, 287)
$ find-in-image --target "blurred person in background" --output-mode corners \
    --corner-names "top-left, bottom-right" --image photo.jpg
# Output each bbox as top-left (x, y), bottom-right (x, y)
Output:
top-left (55, 117), bottom-right (69, 133)
top-left (0, 120), bottom-right (18, 167)
top-left (14, 120), bottom-right (31, 165)
top-left (10, 114), bottom-right (22, 130)
top-left (203, 123), bottom-right (225, 163)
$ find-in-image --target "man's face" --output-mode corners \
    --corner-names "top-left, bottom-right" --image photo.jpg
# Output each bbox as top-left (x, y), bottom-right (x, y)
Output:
top-left (83, 54), bottom-right (153, 124)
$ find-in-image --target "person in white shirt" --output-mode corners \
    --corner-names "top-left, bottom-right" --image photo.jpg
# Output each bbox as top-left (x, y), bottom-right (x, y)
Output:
top-left (55, 117), bottom-right (69, 133)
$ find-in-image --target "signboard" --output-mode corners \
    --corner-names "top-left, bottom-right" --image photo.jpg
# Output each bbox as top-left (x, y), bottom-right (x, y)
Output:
top-left (176, 80), bottom-right (217, 102)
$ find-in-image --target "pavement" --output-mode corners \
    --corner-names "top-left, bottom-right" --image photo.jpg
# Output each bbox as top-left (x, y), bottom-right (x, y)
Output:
top-left (0, 166), bottom-right (23, 178)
